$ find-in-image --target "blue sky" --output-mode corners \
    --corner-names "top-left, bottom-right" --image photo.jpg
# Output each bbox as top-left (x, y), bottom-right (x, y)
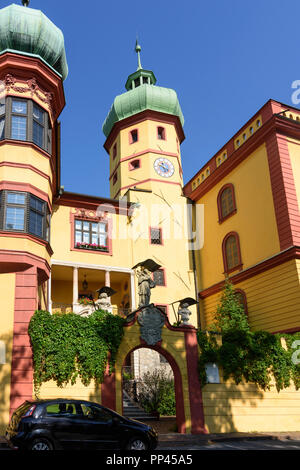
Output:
top-left (5, 0), bottom-right (300, 198)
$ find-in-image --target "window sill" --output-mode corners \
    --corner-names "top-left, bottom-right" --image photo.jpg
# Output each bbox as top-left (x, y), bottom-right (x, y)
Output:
top-left (75, 244), bottom-right (108, 252)
top-left (73, 244), bottom-right (111, 255)
top-left (224, 263), bottom-right (243, 275)
top-left (0, 138), bottom-right (51, 158)
top-left (0, 230), bottom-right (53, 255)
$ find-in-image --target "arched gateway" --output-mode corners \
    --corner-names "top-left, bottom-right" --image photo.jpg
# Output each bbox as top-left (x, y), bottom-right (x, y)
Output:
top-left (101, 306), bottom-right (207, 434)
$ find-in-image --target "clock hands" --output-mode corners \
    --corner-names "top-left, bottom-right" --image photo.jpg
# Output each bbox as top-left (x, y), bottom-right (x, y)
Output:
top-left (154, 157), bottom-right (174, 177)
top-left (158, 162), bottom-right (169, 173)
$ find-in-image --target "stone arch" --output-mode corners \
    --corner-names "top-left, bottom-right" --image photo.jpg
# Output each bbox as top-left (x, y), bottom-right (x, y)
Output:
top-left (121, 343), bottom-right (186, 433)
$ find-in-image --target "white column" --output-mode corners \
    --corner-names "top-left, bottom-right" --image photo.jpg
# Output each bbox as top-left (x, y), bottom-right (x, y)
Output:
top-left (105, 270), bottom-right (112, 308)
top-left (105, 270), bottom-right (110, 287)
top-left (73, 266), bottom-right (78, 310)
top-left (130, 272), bottom-right (136, 311)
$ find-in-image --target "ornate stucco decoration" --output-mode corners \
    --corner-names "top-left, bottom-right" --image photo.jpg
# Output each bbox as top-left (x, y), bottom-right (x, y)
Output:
top-left (70, 207), bottom-right (108, 221)
top-left (3, 74), bottom-right (54, 118)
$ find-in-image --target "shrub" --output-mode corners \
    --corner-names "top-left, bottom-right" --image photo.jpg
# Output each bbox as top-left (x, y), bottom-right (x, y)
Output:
top-left (137, 369), bottom-right (176, 416)
top-left (198, 280), bottom-right (299, 391)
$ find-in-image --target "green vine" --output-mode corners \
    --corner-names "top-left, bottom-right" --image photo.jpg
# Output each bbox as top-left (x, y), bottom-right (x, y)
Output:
top-left (28, 309), bottom-right (125, 397)
top-left (198, 281), bottom-right (300, 391)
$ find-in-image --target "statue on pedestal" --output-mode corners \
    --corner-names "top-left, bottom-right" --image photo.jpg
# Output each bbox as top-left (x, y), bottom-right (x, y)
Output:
top-left (132, 259), bottom-right (161, 308)
top-left (95, 292), bottom-right (112, 312)
top-left (170, 297), bottom-right (198, 326)
top-left (178, 302), bottom-right (192, 325)
top-left (136, 266), bottom-right (156, 307)
top-left (95, 286), bottom-right (116, 313)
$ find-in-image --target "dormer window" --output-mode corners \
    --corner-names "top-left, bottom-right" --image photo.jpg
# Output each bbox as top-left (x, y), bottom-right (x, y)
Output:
top-left (129, 129), bottom-right (138, 144)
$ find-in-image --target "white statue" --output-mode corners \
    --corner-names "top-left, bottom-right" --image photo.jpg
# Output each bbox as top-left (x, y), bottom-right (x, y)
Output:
top-left (178, 302), bottom-right (192, 325)
top-left (95, 292), bottom-right (112, 312)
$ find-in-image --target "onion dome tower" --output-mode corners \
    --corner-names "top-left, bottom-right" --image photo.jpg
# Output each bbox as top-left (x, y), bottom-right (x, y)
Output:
top-left (102, 41), bottom-right (185, 199)
top-left (0, 1), bottom-right (67, 417)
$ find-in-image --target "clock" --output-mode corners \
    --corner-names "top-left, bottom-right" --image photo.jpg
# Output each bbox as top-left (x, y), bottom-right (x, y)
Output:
top-left (154, 158), bottom-right (175, 178)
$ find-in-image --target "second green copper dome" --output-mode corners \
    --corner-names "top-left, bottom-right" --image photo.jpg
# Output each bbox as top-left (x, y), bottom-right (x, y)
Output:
top-left (103, 83), bottom-right (184, 138)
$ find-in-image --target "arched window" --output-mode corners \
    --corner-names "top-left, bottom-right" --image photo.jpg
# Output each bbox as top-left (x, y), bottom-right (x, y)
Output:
top-left (217, 184), bottom-right (236, 222)
top-left (234, 288), bottom-right (248, 315)
top-left (222, 232), bottom-right (242, 273)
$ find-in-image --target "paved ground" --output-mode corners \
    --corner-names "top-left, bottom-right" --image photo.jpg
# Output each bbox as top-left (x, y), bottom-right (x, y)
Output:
top-left (1, 429), bottom-right (300, 451)
top-left (157, 437), bottom-right (300, 450)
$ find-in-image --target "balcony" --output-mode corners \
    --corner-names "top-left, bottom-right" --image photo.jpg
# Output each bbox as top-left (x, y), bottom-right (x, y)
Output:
top-left (49, 263), bottom-right (135, 317)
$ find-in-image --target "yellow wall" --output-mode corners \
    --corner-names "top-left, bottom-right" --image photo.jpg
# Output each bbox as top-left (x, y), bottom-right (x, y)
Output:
top-left (118, 120), bottom-right (181, 163)
top-left (127, 188), bottom-right (197, 325)
top-left (39, 379), bottom-right (101, 404)
top-left (109, 120), bottom-right (182, 198)
top-left (196, 144), bottom-right (280, 291)
top-left (202, 259), bottom-right (300, 332)
top-left (51, 205), bottom-right (132, 269)
top-left (0, 273), bottom-right (16, 434)
top-left (0, 143), bottom-right (53, 205)
top-left (0, 166), bottom-right (52, 201)
top-left (203, 379), bottom-right (300, 433)
top-left (0, 144), bottom-right (53, 183)
top-left (0, 236), bottom-right (51, 267)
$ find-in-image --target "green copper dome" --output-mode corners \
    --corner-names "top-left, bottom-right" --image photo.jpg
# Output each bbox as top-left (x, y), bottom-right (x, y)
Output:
top-left (0, 3), bottom-right (68, 80)
top-left (102, 42), bottom-right (183, 138)
top-left (102, 83), bottom-right (184, 138)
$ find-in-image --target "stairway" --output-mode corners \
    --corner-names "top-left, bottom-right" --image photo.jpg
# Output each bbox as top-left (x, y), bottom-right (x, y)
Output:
top-left (123, 391), bottom-right (156, 421)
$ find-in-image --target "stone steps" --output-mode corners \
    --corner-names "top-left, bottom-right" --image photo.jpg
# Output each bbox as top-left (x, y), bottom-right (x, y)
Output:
top-left (123, 392), bottom-right (156, 421)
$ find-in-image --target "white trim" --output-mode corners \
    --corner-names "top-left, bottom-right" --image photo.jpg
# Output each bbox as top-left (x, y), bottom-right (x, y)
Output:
top-left (72, 266), bottom-right (78, 309)
top-left (130, 272), bottom-right (136, 310)
top-left (48, 271), bottom-right (52, 313)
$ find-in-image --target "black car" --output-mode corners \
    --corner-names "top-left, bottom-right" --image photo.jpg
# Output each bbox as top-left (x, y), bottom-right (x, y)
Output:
top-left (6, 399), bottom-right (158, 451)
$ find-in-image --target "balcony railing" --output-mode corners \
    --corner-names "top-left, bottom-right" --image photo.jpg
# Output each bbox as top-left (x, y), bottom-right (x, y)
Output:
top-left (51, 303), bottom-right (127, 317)
top-left (51, 303), bottom-right (73, 314)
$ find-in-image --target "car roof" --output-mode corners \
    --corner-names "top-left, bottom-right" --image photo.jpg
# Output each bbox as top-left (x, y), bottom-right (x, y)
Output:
top-left (25, 399), bottom-right (104, 406)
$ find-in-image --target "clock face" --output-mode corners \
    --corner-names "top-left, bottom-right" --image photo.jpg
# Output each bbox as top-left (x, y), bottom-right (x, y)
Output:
top-left (154, 158), bottom-right (175, 178)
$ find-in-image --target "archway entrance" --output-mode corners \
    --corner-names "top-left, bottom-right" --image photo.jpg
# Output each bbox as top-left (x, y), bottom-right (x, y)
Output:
top-left (122, 345), bottom-right (184, 433)
top-left (101, 309), bottom-right (207, 434)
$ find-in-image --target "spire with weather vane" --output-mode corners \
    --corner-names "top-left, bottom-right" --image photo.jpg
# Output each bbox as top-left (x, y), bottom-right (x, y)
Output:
top-left (135, 39), bottom-right (142, 71)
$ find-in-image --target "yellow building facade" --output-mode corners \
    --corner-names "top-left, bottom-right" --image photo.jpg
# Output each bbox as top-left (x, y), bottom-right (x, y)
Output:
top-left (184, 100), bottom-right (300, 335)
